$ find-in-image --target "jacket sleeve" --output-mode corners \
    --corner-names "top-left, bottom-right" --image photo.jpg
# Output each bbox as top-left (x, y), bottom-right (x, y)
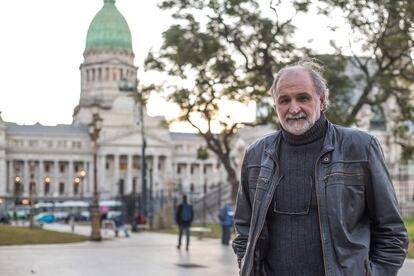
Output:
top-left (366, 137), bottom-right (409, 276)
top-left (232, 151), bottom-right (253, 268)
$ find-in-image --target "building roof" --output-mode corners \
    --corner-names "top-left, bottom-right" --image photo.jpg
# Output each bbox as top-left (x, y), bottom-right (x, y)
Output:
top-left (85, 0), bottom-right (132, 51)
top-left (170, 132), bottom-right (203, 142)
top-left (6, 123), bottom-right (88, 136)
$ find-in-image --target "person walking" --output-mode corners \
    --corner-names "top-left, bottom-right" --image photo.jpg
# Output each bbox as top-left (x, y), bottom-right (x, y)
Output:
top-left (218, 202), bottom-right (234, 246)
top-left (175, 194), bottom-right (193, 250)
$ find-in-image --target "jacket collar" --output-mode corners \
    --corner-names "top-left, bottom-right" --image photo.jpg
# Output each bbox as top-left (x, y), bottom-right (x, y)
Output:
top-left (264, 120), bottom-right (336, 164)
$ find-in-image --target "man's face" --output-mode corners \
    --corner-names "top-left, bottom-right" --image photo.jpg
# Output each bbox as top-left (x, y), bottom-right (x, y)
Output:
top-left (273, 68), bottom-right (325, 135)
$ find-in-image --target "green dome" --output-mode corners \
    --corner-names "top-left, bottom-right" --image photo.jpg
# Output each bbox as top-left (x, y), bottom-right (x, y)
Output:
top-left (85, 0), bottom-right (132, 51)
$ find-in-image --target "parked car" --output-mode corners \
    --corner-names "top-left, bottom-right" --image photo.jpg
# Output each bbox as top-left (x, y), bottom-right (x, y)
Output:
top-left (64, 212), bottom-right (88, 223)
top-left (34, 213), bottom-right (55, 223)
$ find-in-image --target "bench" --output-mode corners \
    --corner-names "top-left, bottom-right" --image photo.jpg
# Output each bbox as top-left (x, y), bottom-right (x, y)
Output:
top-left (102, 219), bottom-right (117, 236)
top-left (102, 220), bottom-right (131, 237)
top-left (136, 224), bottom-right (150, 230)
top-left (190, 227), bottom-right (211, 240)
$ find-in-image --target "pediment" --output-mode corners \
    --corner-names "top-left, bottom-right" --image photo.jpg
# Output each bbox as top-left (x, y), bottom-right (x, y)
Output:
top-left (101, 129), bottom-right (172, 147)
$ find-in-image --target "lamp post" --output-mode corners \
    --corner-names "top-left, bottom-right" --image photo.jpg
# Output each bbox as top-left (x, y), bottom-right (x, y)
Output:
top-left (118, 79), bottom-right (147, 220)
top-left (77, 169), bottom-right (86, 201)
top-left (88, 109), bottom-right (103, 241)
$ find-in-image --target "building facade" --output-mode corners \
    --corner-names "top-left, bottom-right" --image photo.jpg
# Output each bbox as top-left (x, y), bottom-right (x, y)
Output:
top-left (0, 0), bottom-right (227, 208)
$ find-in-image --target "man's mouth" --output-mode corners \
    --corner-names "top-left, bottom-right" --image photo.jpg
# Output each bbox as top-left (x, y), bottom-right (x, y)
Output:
top-left (286, 116), bottom-right (306, 122)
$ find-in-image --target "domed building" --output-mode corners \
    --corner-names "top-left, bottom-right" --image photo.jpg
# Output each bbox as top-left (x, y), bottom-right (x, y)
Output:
top-left (0, 0), bottom-right (230, 219)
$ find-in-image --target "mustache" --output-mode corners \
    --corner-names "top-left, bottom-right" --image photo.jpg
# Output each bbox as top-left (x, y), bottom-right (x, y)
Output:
top-left (285, 112), bottom-right (307, 121)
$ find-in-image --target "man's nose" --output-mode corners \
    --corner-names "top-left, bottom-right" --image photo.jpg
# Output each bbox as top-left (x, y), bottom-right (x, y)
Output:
top-left (288, 101), bottom-right (301, 114)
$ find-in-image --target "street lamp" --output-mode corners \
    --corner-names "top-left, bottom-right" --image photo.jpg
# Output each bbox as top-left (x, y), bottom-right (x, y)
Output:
top-left (118, 79), bottom-right (147, 220)
top-left (88, 108), bottom-right (103, 241)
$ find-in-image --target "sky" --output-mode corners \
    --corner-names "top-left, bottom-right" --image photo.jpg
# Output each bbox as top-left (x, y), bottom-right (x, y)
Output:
top-left (0, 0), bottom-right (350, 131)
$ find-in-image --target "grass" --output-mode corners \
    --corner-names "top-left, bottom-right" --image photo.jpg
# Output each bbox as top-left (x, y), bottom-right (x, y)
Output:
top-left (404, 217), bottom-right (414, 259)
top-left (0, 225), bottom-right (88, 246)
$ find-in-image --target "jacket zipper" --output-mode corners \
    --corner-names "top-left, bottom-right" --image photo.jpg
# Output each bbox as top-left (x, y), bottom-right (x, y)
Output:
top-left (314, 149), bottom-right (333, 276)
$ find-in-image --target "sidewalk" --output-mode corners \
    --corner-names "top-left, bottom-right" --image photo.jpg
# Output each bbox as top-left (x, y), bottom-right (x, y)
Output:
top-left (0, 223), bottom-right (239, 276)
top-left (0, 223), bottom-right (413, 276)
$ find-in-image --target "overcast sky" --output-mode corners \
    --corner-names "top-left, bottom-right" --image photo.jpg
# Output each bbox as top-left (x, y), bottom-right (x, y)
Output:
top-left (0, 0), bottom-right (349, 129)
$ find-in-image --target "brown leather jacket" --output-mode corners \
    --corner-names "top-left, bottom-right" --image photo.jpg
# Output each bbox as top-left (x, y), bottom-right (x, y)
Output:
top-left (232, 122), bottom-right (408, 276)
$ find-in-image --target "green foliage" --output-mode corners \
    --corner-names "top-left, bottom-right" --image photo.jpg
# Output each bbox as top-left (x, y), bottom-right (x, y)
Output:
top-left (196, 146), bottom-right (209, 160)
top-left (319, 0), bottom-right (414, 158)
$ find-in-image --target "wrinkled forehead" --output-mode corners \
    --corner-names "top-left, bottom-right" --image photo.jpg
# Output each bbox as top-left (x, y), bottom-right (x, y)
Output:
top-left (276, 67), bottom-right (315, 93)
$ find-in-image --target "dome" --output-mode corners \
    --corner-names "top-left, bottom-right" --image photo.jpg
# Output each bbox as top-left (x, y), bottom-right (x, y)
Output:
top-left (85, 0), bottom-right (133, 51)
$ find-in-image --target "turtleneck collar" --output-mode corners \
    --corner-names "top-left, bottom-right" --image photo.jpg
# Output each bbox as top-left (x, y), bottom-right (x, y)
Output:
top-left (281, 113), bottom-right (327, 145)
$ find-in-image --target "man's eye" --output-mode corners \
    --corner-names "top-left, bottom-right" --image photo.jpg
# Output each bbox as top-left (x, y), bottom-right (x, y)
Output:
top-left (279, 99), bottom-right (289, 104)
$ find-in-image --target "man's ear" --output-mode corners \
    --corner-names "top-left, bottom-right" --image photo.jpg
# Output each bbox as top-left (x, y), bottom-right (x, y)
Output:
top-left (320, 95), bottom-right (326, 112)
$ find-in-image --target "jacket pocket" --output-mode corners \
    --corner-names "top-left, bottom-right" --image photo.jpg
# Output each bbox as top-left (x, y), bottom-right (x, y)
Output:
top-left (325, 172), bottom-right (370, 270)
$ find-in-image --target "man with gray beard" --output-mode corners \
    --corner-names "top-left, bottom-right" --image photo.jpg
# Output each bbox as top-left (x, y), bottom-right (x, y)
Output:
top-left (232, 60), bottom-right (408, 276)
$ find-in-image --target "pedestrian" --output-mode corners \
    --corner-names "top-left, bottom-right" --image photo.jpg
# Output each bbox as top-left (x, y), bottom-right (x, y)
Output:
top-left (232, 60), bottom-right (409, 275)
top-left (218, 202), bottom-right (234, 246)
top-left (175, 194), bottom-right (193, 250)
top-left (69, 214), bottom-right (75, 232)
top-left (113, 214), bottom-right (130, 237)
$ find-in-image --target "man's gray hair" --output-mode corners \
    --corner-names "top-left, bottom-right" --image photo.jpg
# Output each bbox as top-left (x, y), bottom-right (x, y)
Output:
top-left (270, 60), bottom-right (330, 111)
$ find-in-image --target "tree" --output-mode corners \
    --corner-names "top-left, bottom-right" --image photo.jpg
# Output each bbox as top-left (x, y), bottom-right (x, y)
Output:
top-left (145, 0), bottom-right (311, 201)
top-left (319, 0), bottom-right (414, 161)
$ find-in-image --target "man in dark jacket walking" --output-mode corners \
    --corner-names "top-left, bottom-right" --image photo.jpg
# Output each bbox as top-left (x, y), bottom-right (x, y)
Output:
top-left (232, 60), bottom-right (409, 276)
top-left (176, 194), bottom-right (193, 250)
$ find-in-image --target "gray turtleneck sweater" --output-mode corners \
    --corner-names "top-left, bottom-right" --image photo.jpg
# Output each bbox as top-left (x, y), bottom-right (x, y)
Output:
top-left (265, 114), bottom-right (327, 276)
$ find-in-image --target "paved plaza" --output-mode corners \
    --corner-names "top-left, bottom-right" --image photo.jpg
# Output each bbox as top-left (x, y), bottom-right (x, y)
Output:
top-left (0, 223), bottom-right (413, 276)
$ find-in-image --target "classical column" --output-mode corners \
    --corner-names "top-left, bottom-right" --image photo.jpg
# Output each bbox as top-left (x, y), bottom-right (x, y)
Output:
top-left (38, 160), bottom-right (44, 195)
top-left (113, 154), bottom-right (119, 196)
top-left (53, 161), bottom-right (59, 196)
top-left (68, 161), bottom-right (73, 196)
top-left (23, 159), bottom-right (29, 196)
top-left (0, 157), bottom-right (6, 195)
top-left (186, 162), bottom-right (191, 193)
top-left (7, 160), bottom-right (13, 194)
top-left (199, 162), bottom-right (204, 193)
top-left (152, 155), bottom-right (159, 194)
top-left (126, 154), bottom-right (133, 195)
top-left (98, 154), bottom-right (106, 194)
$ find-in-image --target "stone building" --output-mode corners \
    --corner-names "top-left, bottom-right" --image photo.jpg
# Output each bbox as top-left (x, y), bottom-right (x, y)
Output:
top-left (0, 0), bottom-right (227, 209)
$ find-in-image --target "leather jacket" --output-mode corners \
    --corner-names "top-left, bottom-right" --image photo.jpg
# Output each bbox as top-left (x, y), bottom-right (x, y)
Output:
top-left (232, 122), bottom-right (408, 276)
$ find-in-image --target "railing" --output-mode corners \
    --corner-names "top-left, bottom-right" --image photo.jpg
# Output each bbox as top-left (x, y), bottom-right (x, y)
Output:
top-left (191, 183), bottom-right (231, 224)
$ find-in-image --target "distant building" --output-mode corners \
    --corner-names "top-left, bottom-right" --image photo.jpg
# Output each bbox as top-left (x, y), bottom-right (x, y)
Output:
top-left (0, 0), bottom-right (227, 208)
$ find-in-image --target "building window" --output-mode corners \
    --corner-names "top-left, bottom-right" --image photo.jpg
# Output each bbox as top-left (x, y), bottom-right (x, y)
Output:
top-left (73, 182), bottom-right (79, 195)
top-left (190, 183), bottom-right (194, 193)
top-left (72, 141), bottom-right (81, 149)
top-left (29, 182), bottom-right (36, 194)
top-left (44, 182), bottom-right (50, 195)
top-left (177, 165), bottom-right (181, 174)
top-left (59, 182), bottom-right (65, 195)
top-left (118, 179), bottom-right (124, 196)
top-left (190, 165), bottom-right (194, 175)
top-left (60, 164), bottom-right (65, 173)
top-left (98, 68), bottom-right (102, 81)
top-left (45, 164), bottom-right (50, 173)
